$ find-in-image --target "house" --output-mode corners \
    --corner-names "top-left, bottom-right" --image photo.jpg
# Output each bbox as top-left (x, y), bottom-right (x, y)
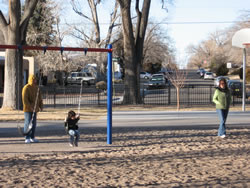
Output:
top-left (0, 31), bottom-right (37, 92)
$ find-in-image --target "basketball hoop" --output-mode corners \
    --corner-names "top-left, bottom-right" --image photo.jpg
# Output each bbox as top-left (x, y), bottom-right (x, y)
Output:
top-left (243, 43), bottom-right (250, 48)
top-left (232, 28), bottom-right (250, 112)
top-left (232, 28), bottom-right (250, 48)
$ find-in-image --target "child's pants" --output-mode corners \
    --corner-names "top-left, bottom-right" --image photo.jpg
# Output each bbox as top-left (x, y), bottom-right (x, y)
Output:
top-left (68, 130), bottom-right (80, 145)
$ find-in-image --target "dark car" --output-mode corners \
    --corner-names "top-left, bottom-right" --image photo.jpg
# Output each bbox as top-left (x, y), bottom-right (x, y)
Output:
top-left (197, 68), bottom-right (205, 74)
top-left (227, 80), bottom-right (248, 98)
top-left (147, 74), bottom-right (167, 89)
top-left (200, 70), bottom-right (206, 78)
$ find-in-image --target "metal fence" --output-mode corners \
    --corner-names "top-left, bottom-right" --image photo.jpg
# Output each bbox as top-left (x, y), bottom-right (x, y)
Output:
top-left (39, 84), bottom-right (250, 108)
top-left (0, 84), bottom-right (248, 108)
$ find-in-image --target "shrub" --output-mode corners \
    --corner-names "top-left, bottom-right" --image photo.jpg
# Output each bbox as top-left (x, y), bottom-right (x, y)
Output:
top-left (216, 63), bottom-right (229, 76)
top-left (96, 81), bottom-right (107, 91)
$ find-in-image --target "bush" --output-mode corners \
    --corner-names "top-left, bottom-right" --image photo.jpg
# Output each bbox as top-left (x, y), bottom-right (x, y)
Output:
top-left (96, 81), bottom-right (107, 91)
top-left (216, 63), bottom-right (229, 76)
top-left (209, 56), bottom-right (229, 76)
top-left (246, 68), bottom-right (250, 83)
top-left (143, 62), bottom-right (162, 74)
top-left (231, 68), bottom-right (240, 75)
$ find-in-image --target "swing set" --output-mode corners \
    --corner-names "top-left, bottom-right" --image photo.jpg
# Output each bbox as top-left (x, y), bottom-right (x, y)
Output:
top-left (0, 44), bottom-right (113, 144)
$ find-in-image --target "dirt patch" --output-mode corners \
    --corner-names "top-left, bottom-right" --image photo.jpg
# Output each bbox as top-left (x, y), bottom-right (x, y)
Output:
top-left (1, 105), bottom-right (249, 121)
top-left (0, 127), bottom-right (249, 187)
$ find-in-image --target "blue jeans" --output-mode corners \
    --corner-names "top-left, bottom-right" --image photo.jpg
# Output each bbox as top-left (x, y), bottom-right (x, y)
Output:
top-left (68, 130), bottom-right (80, 145)
top-left (216, 109), bottom-right (229, 136)
top-left (24, 112), bottom-right (37, 139)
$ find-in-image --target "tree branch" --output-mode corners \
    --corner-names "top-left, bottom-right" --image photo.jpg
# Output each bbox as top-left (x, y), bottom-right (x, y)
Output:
top-left (20, 0), bottom-right (39, 44)
top-left (71, 0), bottom-right (92, 22)
top-left (134, 0), bottom-right (141, 43)
top-left (88, 0), bottom-right (100, 44)
top-left (104, 1), bottom-right (120, 48)
top-left (0, 10), bottom-right (8, 40)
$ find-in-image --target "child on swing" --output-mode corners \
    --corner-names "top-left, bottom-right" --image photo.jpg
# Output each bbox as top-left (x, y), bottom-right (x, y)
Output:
top-left (64, 110), bottom-right (80, 147)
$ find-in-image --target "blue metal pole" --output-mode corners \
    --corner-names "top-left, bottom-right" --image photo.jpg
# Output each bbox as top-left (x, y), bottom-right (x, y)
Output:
top-left (107, 44), bottom-right (112, 144)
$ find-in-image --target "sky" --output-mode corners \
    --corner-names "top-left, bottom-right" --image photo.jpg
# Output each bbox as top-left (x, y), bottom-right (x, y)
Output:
top-left (57, 0), bottom-right (250, 68)
top-left (149, 0), bottom-right (250, 67)
top-left (0, 0), bottom-right (249, 67)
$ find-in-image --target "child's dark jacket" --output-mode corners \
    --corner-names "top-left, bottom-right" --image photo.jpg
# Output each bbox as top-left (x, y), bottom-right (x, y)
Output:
top-left (64, 117), bottom-right (79, 131)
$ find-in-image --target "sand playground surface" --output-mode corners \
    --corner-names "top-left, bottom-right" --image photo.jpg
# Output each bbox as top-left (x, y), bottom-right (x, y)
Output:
top-left (0, 123), bottom-right (250, 187)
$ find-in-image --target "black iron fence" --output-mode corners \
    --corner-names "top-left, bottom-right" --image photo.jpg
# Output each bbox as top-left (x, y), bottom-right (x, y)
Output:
top-left (39, 84), bottom-right (250, 108)
top-left (0, 84), bottom-right (249, 108)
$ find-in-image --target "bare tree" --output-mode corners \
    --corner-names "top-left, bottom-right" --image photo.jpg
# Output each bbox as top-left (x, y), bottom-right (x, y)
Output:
top-left (187, 32), bottom-right (228, 70)
top-left (187, 11), bottom-right (250, 69)
top-left (69, 0), bottom-right (120, 79)
top-left (116, 0), bottom-right (172, 104)
top-left (0, 0), bottom-right (38, 110)
top-left (143, 22), bottom-right (175, 69)
top-left (116, 0), bottom-right (150, 104)
top-left (166, 64), bottom-right (187, 110)
top-left (70, 0), bottom-right (120, 48)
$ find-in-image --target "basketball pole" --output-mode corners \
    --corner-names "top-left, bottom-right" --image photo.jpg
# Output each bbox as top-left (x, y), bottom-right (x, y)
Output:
top-left (242, 48), bottom-right (246, 112)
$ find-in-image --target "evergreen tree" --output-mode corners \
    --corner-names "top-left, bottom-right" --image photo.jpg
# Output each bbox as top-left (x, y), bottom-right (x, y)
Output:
top-left (26, 0), bottom-right (56, 47)
top-left (24, 0), bottom-right (62, 75)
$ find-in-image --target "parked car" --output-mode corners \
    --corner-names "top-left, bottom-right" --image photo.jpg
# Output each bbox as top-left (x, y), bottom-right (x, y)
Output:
top-left (158, 67), bottom-right (173, 75)
top-left (197, 68), bottom-right (205, 74)
top-left (140, 72), bottom-right (151, 79)
top-left (65, 72), bottom-right (96, 85)
top-left (200, 70), bottom-right (206, 78)
top-left (227, 80), bottom-right (247, 98)
top-left (147, 74), bottom-right (167, 89)
top-left (214, 76), bottom-right (230, 87)
top-left (204, 72), bottom-right (214, 80)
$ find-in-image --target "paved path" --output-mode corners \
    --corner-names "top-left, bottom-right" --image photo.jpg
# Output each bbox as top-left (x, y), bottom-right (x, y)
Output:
top-left (0, 111), bottom-right (249, 155)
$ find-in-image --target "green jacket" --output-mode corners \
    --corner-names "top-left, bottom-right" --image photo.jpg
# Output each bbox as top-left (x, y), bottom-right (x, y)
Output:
top-left (213, 88), bottom-right (231, 109)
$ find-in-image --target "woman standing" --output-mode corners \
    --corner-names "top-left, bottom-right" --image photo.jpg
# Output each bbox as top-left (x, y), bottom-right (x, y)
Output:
top-left (22, 75), bottom-right (43, 143)
top-left (213, 78), bottom-right (231, 138)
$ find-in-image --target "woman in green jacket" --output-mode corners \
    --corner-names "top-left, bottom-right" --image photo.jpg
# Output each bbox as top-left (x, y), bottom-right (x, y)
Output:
top-left (213, 78), bottom-right (231, 138)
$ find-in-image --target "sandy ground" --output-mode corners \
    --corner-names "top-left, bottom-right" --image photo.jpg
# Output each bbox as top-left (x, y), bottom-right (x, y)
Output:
top-left (0, 124), bottom-right (249, 187)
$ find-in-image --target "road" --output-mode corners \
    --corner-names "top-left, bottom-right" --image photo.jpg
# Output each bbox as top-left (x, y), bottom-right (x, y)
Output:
top-left (1, 110), bottom-right (249, 137)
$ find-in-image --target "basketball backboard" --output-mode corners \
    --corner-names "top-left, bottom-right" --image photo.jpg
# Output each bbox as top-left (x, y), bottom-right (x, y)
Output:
top-left (232, 28), bottom-right (250, 48)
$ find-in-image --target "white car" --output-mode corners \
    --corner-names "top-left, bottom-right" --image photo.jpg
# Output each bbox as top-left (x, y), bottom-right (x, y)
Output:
top-left (66, 72), bottom-right (96, 85)
top-left (140, 72), bottom-right (151, 79)
top-left (204, 72), bottom-right (214, 80)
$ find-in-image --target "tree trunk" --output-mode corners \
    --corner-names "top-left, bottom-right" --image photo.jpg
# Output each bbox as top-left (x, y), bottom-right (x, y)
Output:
top-left (117, 0), bottom-right (151, 104)
top-left (135, 0), bottom-right (151, 103)
top-left (176, 87), bottom-right (180, 111)
top-left (0, 0), bottom-right (38, 110)
top-left (2, 0), bottom-right (21, 110)
top-left (118, 0), bottom-right (137, 104)
top-left (3, 49), bottom-right (23, 110)
top-left (3, 49), bottom-right (19, 109)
